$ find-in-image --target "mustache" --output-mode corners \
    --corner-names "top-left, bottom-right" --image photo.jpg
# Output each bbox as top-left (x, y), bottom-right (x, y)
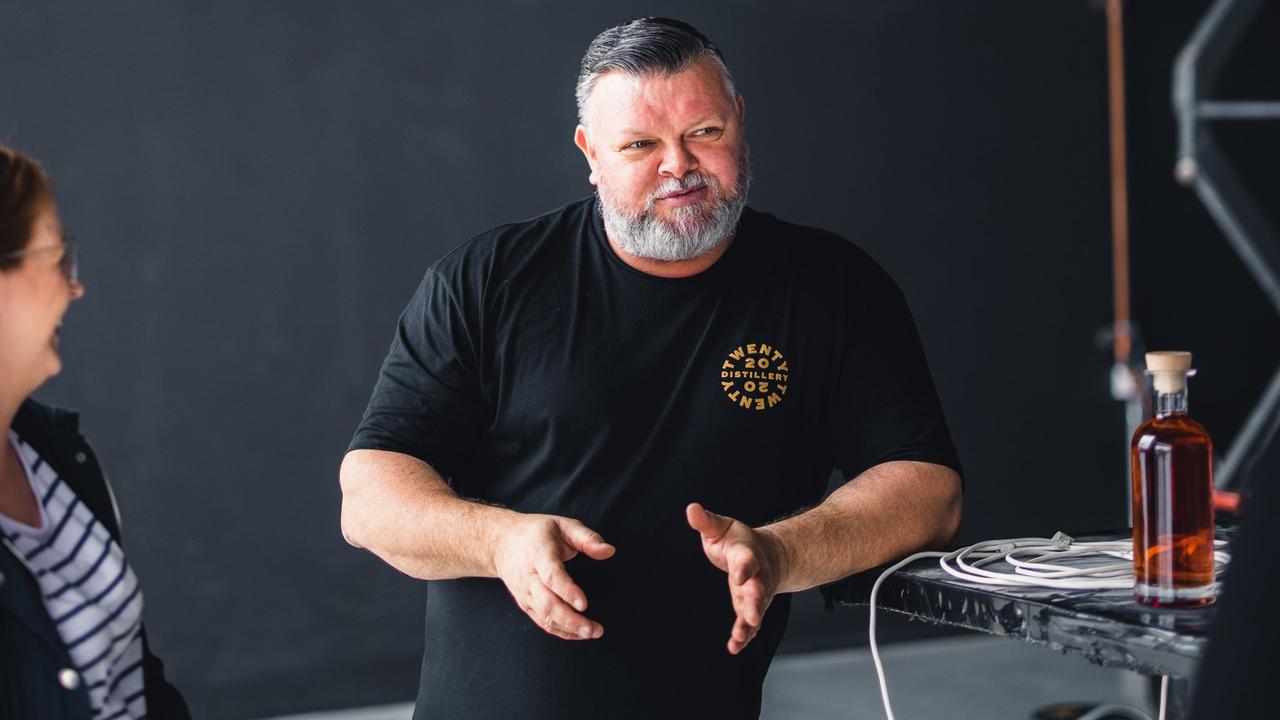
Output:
top-left (645, 172), bottom-right (717, 209)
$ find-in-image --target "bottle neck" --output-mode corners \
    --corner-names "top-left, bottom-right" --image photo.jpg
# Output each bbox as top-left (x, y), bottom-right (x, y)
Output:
top-left (1154, 386), bottom-right (1189, 417)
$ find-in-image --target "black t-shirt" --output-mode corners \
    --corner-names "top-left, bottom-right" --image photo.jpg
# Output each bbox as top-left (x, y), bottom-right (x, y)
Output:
top-left (350, 197), bottom-right (961, 719)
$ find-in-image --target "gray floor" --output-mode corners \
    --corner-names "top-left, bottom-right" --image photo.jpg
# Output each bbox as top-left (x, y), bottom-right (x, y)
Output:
top-left (260, 635), bottom-right (1157, 720)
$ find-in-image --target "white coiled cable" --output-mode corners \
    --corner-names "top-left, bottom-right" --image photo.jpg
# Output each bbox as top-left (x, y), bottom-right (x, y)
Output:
top-left (868, 532), bottom-right (1228, 720)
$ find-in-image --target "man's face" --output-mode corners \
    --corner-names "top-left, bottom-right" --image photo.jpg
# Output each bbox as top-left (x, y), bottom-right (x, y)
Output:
top-left (575, 57), bottom-right (749, 262)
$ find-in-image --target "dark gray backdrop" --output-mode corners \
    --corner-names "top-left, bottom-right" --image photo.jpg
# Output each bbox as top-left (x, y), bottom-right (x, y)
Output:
top-left (2, 1), bottom-right (1276, 717)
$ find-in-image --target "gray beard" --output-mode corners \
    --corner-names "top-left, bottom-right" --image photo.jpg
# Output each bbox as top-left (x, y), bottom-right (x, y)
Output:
top-left (597, 157), bottom-right (751, 263)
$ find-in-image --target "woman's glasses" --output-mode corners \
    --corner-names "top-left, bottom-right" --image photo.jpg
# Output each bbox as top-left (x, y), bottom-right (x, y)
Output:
top-left (1, 237), bottom-right (78, 284)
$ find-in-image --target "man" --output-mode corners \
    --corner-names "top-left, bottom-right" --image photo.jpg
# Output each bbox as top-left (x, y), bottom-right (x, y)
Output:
top-left (340, 17), bottom-right (962, 719)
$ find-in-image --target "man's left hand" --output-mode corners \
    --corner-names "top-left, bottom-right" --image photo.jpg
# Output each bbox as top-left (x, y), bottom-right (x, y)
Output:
top-left (686, 502), bottom-right (787, 655)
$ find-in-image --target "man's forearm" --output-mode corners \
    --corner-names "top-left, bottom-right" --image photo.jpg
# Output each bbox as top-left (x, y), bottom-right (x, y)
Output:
top-left (339, 448), bottom-right (517, 580)
top-left (758, 460), bottom-right (962, 594)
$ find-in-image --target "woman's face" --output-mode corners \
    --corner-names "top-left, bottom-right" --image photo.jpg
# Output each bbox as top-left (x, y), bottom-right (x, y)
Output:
top-left (0, 204), bottom-right (85, 398)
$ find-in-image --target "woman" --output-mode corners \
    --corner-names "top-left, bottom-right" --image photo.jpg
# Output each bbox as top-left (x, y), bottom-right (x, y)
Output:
top-left (0, 146), bottom-right (189, 719)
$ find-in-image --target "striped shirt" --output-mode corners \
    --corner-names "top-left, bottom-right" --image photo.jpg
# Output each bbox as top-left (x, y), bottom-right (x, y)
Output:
top-left (0, 430), bottom-right (147, 720)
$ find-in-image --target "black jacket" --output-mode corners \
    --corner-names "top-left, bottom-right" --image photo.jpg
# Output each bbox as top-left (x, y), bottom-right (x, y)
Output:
top-left (1, 399), bottom-right (191, 719)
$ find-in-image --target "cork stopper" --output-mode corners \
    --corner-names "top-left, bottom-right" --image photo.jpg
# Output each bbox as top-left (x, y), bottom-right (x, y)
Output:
top-left (1146, 351), bottom-right (1194, 393)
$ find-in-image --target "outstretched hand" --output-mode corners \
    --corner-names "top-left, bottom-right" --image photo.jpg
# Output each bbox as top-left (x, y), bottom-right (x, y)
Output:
top-left (686, 502), bottom-right (786, 655)
top-left (492, 514), bottom-right (616, 641)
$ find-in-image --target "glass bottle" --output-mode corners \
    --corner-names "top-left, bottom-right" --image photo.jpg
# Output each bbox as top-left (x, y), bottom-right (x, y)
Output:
top-left (1130, 351), bottom-right (1215, 607)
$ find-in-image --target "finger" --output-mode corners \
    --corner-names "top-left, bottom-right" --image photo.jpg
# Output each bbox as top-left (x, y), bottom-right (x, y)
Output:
top-left (529, 581), bottom-right (585, 640)
top-left (738, 578), bottom-right (768, 627)
top-left (729, 587), bottom-right (753, 629)
top-left (523, 598), bottom-right (587, 641)
top-left (527, 574), bottom-right (602, 640)
top-left (727, 542), bottom-right (760, 587)
top-left (728, 618), bottom-right (742, 654)
top-left (534, 554), bottom-right (589, 612)
top-left (730, 579), bottom-right (747, 621)
top-left (519, 601), bottom-right (575, 641)
top-left (518, 596), bottom-right (578, 641)
top-left (686, 502), bottom-right (733, 541)
top-left (559, 519), bottom-right (616, 561)
top-left (519, 579), bottom-right (579, 640)
top-left (730, 615), bottom-right (759, 650)
top-left (728, 571), bottom-right (761, 623)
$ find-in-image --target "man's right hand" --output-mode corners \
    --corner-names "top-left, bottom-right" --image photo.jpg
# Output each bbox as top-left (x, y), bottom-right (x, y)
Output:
top-left (490, 514), bottom-right (615, 641)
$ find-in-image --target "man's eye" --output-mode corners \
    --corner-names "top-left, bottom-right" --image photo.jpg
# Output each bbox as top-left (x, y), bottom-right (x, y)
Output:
top-left (692, 127), bottom-right (722, 138)
top-left (624, 140), bottom-right (652, 150)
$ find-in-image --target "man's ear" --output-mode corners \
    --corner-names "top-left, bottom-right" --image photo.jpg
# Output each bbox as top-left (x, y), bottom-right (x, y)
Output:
top-left (574, 125), bottom-right (600, 186)
top-left (736, 94), bottom-right (746, 125)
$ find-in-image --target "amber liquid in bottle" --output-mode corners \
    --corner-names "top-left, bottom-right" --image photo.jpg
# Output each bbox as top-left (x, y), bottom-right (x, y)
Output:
top-left (1130, 388), bottom-right (1215, 607)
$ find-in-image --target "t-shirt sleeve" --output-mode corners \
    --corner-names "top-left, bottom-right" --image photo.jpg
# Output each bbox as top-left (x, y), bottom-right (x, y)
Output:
top-left (828, 255), bottom-right (962, 483)
top-left (348, 266), bottom-right (486, 482)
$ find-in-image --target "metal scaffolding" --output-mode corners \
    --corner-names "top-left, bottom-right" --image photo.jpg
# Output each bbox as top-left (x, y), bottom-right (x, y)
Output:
top-left (1173, 0), bottom-right (1280, 494)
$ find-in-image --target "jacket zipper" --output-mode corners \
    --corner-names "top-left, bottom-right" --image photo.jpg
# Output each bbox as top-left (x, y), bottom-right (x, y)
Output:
top-left (81, 437), bottom-right (123, 534)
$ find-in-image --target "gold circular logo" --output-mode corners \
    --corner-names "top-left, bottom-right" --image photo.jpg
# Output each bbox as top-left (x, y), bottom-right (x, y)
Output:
top-left (719, 342), bottom-right (790, 411)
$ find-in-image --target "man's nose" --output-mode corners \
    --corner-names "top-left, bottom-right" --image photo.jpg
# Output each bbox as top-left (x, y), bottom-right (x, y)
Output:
top-left (658, 142), bottom-right (699, 179)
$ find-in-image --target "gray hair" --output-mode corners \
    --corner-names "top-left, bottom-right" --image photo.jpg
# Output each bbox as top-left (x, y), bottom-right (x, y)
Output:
top-left (575, 17), bottom-right (736, 126)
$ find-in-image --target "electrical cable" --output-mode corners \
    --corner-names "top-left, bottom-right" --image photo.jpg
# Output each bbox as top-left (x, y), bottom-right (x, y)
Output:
top-left (869, 535), bottom-right (1226, 720)
top-left (1075, 702), bottom-right (1155, 720)
top-left (1159, 674), bottom-right (1168, 720)
top-left (868, 550), bottom-right (945, 720)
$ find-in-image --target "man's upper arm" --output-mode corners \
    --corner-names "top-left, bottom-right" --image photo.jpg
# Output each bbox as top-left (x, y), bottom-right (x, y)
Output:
top-left (349, 266), bottom-right (486, 482)
top-left (827, 253), bottom-right (962, 485)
